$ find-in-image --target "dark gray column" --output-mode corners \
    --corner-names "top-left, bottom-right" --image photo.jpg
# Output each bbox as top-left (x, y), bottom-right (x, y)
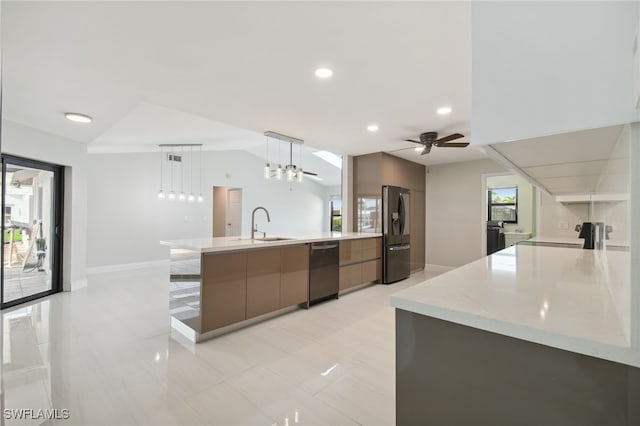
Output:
top-left (396, 309), bottom-right (640, 426)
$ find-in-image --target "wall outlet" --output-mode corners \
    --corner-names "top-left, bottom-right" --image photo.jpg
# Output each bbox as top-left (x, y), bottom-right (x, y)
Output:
top-left (558, 221), bottom-right (569, 230)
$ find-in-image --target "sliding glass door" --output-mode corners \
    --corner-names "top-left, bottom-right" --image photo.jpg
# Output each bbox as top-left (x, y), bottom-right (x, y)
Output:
top-left (1, 155), bottom-right (63, 309)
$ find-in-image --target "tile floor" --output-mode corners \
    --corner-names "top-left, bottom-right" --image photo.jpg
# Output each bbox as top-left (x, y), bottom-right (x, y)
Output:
top-left (0, 267), bottom-right (439, 426)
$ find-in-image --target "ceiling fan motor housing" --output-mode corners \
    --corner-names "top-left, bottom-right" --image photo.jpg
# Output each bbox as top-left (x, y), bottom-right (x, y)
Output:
top-left (419, 132), bottom-right (438, 143)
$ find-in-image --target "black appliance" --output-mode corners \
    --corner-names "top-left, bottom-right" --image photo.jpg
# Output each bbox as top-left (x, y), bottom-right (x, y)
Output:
top-left (382, 185), bottom-right (411, 284)
top-left (487, 221), bottom-right (505, 255)
top-left (309, 241), bottom-right (339, 303)
top-left (577, 221), bottom-right (607, 250)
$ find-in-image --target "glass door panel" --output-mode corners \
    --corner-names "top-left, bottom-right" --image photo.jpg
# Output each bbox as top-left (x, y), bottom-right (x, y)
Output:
top-left (1, 156), bottom-right (62, 308)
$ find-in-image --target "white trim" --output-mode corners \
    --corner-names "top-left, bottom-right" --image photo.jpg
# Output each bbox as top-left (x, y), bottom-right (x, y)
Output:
top-left (86, 259), bottom-right (169, 275)
top-left (71, 279), bottom-right (87, 291)
top-left (425, 264), bottom-right (455, 273)
top-left (171, 317), bottom-right (197, 342)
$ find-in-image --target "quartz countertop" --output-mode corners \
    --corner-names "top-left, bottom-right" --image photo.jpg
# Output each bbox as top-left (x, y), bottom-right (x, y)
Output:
top-left (390, 244), bottom-right (638, 367)
top-left (161, 232), bottom-right (381, 253)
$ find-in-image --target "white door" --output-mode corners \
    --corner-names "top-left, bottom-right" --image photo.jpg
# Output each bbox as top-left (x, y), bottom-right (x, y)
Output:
top-left (226, 189), bottom-right (242, 236)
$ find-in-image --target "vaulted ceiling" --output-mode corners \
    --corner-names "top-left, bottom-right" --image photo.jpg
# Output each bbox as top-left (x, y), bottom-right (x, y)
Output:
top-left (1, 1), bottom-right (485, 166)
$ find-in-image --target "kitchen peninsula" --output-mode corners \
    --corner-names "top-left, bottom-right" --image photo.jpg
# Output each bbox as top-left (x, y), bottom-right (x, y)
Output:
top-left (391, 244), bottom-right (640, 425)
top-left (161, 233), bottom-right (382, 342)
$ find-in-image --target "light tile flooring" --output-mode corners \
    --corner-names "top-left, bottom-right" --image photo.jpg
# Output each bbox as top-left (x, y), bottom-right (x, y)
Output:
top-left (1, 267), bottom-right (439, 426)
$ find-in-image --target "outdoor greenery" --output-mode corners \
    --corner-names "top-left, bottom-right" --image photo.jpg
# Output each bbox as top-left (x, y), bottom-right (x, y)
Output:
top-left (489, 187), bottom-right (518, 223)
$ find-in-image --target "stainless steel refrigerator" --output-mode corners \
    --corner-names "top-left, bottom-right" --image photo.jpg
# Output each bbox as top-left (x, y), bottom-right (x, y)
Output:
top-left (382, 185), bottom-right (411, 284)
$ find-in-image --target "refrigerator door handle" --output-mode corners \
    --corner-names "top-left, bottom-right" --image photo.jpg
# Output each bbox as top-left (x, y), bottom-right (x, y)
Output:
top-left (399, 194), bottom-right (405, 236)
top-left (389, 244), bottom-right (411, 251)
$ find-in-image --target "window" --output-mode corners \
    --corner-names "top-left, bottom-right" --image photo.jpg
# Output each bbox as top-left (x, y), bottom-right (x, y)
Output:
top-left (330, 199), bottom-right (342, 232)
top-left (488, 187), bottom-right (518, 223)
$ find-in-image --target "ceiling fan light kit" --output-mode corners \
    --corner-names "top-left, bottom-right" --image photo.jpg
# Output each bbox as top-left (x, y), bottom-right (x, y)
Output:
top-left (404, 131), bottom-right (469, 155)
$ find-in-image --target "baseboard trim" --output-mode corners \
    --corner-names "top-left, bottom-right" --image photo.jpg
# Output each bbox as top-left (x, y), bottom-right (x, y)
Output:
top-left (71, 279), bottom-right (88, 290)
top-left (86, 260), bottom-right (169, 275)
top-left (425, 264), bottom-right (455, 273)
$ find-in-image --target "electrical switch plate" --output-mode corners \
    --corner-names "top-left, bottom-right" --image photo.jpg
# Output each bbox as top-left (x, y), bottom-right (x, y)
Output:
top-left (558, 221), bottom-right (569, 230)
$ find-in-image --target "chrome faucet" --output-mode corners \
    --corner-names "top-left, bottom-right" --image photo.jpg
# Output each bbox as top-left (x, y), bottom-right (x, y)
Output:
top-left (251, 206), bottom-right (271, 239)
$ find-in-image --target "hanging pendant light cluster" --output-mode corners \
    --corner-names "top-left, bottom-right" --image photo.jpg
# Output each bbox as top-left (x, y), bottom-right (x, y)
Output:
top-left (157, 143), bottom-right (204, 203)
top-left (263, 131), bottom-right (304, 183)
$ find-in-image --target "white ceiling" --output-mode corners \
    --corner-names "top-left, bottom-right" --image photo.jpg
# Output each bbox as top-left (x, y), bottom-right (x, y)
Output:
top-left (1, 1), bottom-right (480, 167)
top-left (490, 125), bottom-right (626, 195)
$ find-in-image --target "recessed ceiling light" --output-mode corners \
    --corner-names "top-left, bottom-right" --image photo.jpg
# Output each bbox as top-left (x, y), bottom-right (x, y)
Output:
top-left (65, 112), bottom-right (93, 123)
top-left (314, 68), bottom-right (333, 79)
top-left (367, 124), bottom-right (379, 132)
top-left (437, 106), bottom-right (452, 115)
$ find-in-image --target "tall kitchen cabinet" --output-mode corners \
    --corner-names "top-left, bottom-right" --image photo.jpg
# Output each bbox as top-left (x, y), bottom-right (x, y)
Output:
top-left (352, 152), bottom-right (426, 271)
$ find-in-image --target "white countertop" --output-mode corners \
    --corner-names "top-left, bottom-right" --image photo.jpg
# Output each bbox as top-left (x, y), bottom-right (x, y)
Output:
top-left (161, 232), bottom-right (382, 253)
top-left (526, 235), bottom-right (583, 245)
top-left (390, 244), bottom-right (638, 367)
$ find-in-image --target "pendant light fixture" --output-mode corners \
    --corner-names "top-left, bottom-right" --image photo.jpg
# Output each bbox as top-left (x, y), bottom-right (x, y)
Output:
top-left (264, 136), bottom-right (271, 179)
top-left (188, 146), bottom-right (196, 202)
top-left (158, 146), bottom-right (166, 199)
top-left (197, 145), bottom-right (204, 203)
top-left (178, 146), bottom-right (186, 201)
top-left (158, 143), bottom-right (204, 203)
top-left (168, 149), bottom-right (176, 201)
top-left (263, 131), bottom-right (306, 184)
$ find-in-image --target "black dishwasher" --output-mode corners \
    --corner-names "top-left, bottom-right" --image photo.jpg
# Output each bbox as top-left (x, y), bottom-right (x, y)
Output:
top-left (309, 241), bottom-right (339, 303)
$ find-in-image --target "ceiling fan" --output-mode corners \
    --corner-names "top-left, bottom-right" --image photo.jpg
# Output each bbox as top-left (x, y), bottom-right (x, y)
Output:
top-left (405, 131), bottom-right (469, 155)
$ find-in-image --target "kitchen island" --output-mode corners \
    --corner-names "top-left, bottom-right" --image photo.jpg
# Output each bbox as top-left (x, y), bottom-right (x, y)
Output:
top-left (161, 232), bottom-right (382, 342)
top-left (391, 244), bottom-right (640, 425)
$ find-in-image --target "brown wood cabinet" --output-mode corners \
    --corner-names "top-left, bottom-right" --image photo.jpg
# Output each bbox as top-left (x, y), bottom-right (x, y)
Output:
top-left (339, 237), bottom-right (382, 292)
top-left (361, 259), bottom-right (381, 283)
top-left (280, 245), bottom-right (309, 308)
top-left (201, 252), bottom-right (247, 333)
top-left (410, 190), bottom-right (425, 271)
top-left (200, 244), bottom-right (310, 333)
top-left (353, 152), bottom-right (425, 271)
top-left (246, 248), bottom-right (281, 319)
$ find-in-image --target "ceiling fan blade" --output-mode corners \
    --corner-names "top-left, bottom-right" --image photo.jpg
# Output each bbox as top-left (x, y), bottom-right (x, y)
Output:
top-left (303, 170), bottom-right (318, 176)
top-left (404, 139), bottom-right (421, 144)
top-left (436, 133), bottom-right (464, 144)
top-left (439, 142), bottom-right (470, 148)
top-left (420, 145), bottom-right (432, 155)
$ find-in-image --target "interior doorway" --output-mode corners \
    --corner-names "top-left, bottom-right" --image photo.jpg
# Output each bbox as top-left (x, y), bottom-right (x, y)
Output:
top-left (481, 173), bottom-right (537, 256)
top-left (1, 155), bottom-right (64, 309)
top-left (212, 186), bottom-right (242, 237)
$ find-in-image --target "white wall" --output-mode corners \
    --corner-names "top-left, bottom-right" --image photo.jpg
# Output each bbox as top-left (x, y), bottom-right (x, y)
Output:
top-left (472, 2), bottom-right (640, 146)
top-left (486, 174), bottom-right (534, 235)
top-left (425, 159), bottom-right (506, 269)
top-left (86, 150), bottom-right (330, 268)
top-left (629, 122), bottom-right (640, 353)
top-left (538, 192), bottom-right (589, 239)
top-left (592, 124), bottom-right (631, 245)
top-left (1, 120), bottom-right (88, 290)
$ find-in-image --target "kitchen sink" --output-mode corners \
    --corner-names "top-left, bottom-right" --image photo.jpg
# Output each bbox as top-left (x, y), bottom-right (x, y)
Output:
top-left (254, 237), bottom-right (295, 242)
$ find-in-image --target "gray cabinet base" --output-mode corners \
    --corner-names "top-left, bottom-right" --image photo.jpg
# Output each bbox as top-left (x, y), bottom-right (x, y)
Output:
top-left (396, 309), bottom-right (640, 426)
